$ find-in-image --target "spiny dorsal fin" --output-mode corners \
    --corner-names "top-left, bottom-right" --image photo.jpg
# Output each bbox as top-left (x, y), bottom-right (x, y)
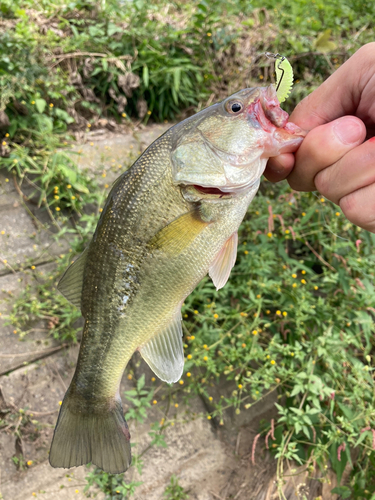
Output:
top-left (139, 310), bottom-right (184, 384)
top-left (150, 210), bottom-right (209, 257)
top-left (57, 248), bottom-right (88, 308)
top-left (209, 232), bottom-right (238, 290)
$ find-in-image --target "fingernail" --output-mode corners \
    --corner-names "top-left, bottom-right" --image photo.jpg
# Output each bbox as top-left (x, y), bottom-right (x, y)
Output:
top-left (333, 117), bottom-right (363, 145)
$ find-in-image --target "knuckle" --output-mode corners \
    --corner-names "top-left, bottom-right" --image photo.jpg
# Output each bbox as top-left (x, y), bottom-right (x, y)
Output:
top-left (314, 168), bottom-right (330, 195)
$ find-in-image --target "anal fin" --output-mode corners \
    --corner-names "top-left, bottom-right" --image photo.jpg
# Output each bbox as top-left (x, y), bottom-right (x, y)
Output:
top-left (209, 232), bottom-right (238, 290)
top-left (139, 311), bottom-right (184, 384)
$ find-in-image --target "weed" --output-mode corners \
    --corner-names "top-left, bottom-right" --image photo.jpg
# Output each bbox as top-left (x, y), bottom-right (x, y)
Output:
top-left (163, 475), bottom-right (189, 500)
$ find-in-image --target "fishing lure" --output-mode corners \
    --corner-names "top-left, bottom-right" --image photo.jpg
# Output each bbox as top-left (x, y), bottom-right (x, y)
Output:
top-left (265, 52), bottom-right (294, 103)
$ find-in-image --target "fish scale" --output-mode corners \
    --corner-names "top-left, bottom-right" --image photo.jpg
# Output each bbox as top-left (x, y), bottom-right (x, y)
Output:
top-left (49, 85), bottom-right (305, 474)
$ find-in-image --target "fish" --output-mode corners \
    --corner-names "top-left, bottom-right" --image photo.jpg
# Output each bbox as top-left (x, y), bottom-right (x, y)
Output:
top-left (49, 85), bottom-right (305, 474)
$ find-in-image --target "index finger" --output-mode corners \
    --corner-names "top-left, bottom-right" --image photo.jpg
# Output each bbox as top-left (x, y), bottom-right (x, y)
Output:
top-left (290, 43), bottom-right (375, 130)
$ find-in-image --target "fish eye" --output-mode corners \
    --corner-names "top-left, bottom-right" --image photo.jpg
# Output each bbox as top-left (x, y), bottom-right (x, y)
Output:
top-left (225, 100), bottom-right (243, 115)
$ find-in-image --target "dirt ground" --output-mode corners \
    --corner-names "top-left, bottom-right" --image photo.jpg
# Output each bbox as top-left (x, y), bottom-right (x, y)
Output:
top-left (0, 125), bottom-right (341, 500)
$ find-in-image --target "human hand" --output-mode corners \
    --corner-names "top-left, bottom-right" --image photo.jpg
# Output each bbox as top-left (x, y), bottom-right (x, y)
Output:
top-left (265, 43), bottom-right (375, 232)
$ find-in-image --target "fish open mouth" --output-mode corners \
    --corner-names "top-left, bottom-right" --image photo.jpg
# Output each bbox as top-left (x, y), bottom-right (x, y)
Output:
top-left (193, 185), bottom-right (231, 197)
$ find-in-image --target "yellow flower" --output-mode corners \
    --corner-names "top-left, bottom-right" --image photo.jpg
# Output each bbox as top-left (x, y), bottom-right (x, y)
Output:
top-left (179, 380), bottom-right (184, 385)
top-left (127, 374), bottom-right (132, 380)
top-left (282, 311), bottom-right (287, 317)
top-left (213, 313), bottom-right (219, 319)
top-left (31, 265), bottom-right (35, 270)
top-left (2, 141), bottom-right (6, 146)
top-left (276, 310), bottom-right (281, 315)
top-left (238, 384), bottom-right (243, 389)
top-left (267, 232), bottom-right (272, 237)
top-left (190, 335), bottom-right (195, 340)
top-left (0, 231), bottom-right (4, 235)
top-left (90, 142), bottom-right (94, 146)
top-left (67, 184), bottom-right (71, 189)
top-left (301, 279), bottom-right (306, 284)
top-left (49, 103), bottom-right (54, 107)
top-left (302, 212), bottom-right (306, 216)
top-left (55, 207), bottom-right (60, 211)
top-left (153, 400), bottom-right (157, 405)
top-left (207, 32), bottom-right (212, 36)
top-left (314, 286), bottom-right (319, 290)
top-left (174, 403), bottom-right (179, 408)
top-left (302, 270), bottom-right (306, 275)
top-left (290, 352), bottom-right (294, 356)
top-left (259, 75), bottom-right (264, 80)
top-left (59, 401), bottom-right (62, 406)
top-left (256, 294), bottom-right (261, 298)
top-left (99, 208), bottom-right (103, 212)
top-left (187, 372), bottom-right (191, 377)
top-left (244, 250), bottom-right (249, 255)
top-left (207, 415), bottom-right (212, 419)
top-left (208, 396), bottom-right (213, 401)
top-left (147, 110), bottom-right (152, 115)
top-left (242, 343), bottom-right (246, 348)
top-left (187, 354), bottom-right (192, 360)
top-left (292, 283), bottom-right (297, 288)
top-left (203, 356), bottom-right (208, 361)
top-left (122, 113), bottom-right (127, 117)
top-left (240, 312), bottom-right (248, 317)
top-left (104, 184), bottom-right (109, 188)
top-left (252, 330), bottom-right (258, 335)
top-left (5, 177), bottom-right (9, 182)
top-left (87, 123), bottom-right (91, 128)
top-left (255, 211), bottom-right (259, 215)
top-left (335, 212), bottom-right (340, 216)
top-left (203, 344), bottom-right (208, 349)
top-left (320, 197), bottom-right (325, 202)
top-left (270, 360), bottom-right (276, 365)
top-left (5, 133), bottom-right (9, 137)
top-left (194, 310), bottom-right (198, 314)
top-left (71, 196), bottom-right (76, 200)
top-left (27, 460), bottom-right (33, 466)
top-left (266, 310), bottom-right (270, 314)
top-left (285, 229), bottom-right (290, 234)
top-left (75, 490), bottom-right (79, 494)
top-left (54, 195), bottom-right (59, 200)
top-left (292, 273), bottom-right (297, 278)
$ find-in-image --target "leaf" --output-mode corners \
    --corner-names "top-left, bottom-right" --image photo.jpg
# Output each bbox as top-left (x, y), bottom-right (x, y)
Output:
top-left (72, 182), bottom-right (89, 194)
top-left (58, 165), bottom-right (77, 184)
top-left (314, 29), bottom-right (337, 53)
top-left (143, 66), bottom-right (149, 88)
top-left (331, 486), bottom-right (351, 498)
top-left (55, 108), bottom-right (74, 124)
top-left (354, 430), bottom-right (371, 447)
top-left (35, 98), bottom-right (47, 114)
top-left (107, 22), bottom-right (121, 36)
top-left (330, 442), bottom-right (348, 485)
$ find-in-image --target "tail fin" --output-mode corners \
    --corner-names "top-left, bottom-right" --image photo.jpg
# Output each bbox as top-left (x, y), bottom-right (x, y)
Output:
top-left (49, 392), bottom-right (131, 474)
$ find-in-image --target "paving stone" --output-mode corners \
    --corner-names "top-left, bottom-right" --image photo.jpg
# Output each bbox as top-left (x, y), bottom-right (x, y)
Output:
top-left (0, 263), bottom-right (60, 374)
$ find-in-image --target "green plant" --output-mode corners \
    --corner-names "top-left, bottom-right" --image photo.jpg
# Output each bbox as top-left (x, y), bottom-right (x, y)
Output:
top-left (163, 475), bottom-right (189, 500)
top-left (84, 468), bottom-right (142, 499)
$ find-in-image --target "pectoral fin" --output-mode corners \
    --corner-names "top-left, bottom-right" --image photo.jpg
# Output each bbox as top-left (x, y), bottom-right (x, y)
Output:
top-left (150, 210), bottom-right (208, 257)
top-left (139, 311), bottom-right (184, 384)
top-left (57, 248), bottom-right (88, 308)
top-left (209, 232), bottom-right (238, 290)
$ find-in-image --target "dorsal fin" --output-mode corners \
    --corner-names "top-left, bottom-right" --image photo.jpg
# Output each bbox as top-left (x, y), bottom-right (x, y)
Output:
top-left (139, 310), bottom-right (184, 384)
top-left (209, 232), bottom-right (238, 290)
top-left (57, 249), bottom-right (88, 308)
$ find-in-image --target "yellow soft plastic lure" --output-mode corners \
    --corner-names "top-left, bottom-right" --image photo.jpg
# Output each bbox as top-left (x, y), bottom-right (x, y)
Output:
top-left (265, 52), bottom-right (294, 103)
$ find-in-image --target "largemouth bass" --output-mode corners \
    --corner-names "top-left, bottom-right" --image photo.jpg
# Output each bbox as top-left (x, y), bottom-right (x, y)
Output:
top-left (49, 85), bottom-right (304, 474)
